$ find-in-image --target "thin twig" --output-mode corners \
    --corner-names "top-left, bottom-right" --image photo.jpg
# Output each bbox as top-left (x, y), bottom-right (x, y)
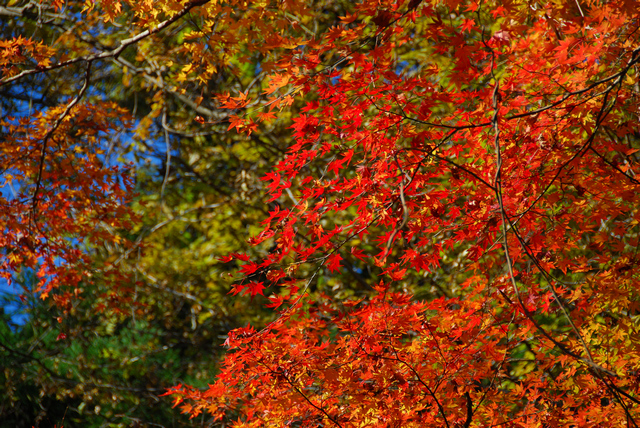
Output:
top-left (380, 152), bottom-right (410, 262)
top-left (30, 61), bottom-right (92, 228)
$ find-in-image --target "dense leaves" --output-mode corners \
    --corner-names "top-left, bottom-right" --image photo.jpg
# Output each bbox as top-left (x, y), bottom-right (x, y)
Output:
top-left (166, 0), bottom-right (640, 426)
top-left (2, 0), bottom-right (640, 426)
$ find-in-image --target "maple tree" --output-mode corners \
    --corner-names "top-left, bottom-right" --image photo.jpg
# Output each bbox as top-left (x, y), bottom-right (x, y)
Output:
top-left (165, 0), bottom-right (640, 426)
top-left (3, 0), bottom-right (640, 426)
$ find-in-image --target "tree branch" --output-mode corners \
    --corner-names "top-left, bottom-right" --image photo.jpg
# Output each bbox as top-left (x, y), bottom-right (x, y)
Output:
top-left (0, 0), bottom-right (211, 87)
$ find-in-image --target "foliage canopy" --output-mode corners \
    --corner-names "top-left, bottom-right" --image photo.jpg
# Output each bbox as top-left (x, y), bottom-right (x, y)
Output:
top-left (2, 0), bottom-right (640, 426)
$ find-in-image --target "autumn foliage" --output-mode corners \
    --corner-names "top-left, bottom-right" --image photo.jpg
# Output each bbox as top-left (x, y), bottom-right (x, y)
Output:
top-left (3, 0), bottom-right (640, 426)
